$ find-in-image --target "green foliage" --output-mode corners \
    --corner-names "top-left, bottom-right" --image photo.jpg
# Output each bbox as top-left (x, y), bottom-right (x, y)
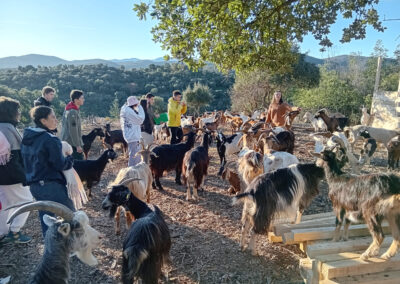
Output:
top-left (134, 0), bottom-right (384, 72)
top-left (152, 96), bottom-right (167, 114)
top-left (109, 93), bottom-right (121, 119)
top-left (183, 82), bottom-right (213, 115)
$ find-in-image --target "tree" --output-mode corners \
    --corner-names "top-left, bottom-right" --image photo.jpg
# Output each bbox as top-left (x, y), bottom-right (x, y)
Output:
top-left (183, 82), bottom-right (213, 115)
top-left (134, 0), bottom-right (384, 72)
top-left (109, 94), bottom-right (121, 119)
top-left (152, 96), bottom-right (167, 114)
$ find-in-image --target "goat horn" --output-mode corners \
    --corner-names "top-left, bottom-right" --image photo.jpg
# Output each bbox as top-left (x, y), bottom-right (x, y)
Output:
top-left (7, 201), bottom-right (74, 224)
top-left (119, 178), bottom-right (142, 186)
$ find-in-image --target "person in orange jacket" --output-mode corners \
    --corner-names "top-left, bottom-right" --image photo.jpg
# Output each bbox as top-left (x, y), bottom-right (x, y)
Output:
top-left (167, 90), bottom-right (187, 144)
top-left (266, 90), bottom-right (301, 127)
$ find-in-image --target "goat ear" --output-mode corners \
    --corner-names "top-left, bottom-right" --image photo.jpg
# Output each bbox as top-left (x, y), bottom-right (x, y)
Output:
top-left (58, 223), bottom-right (71, 237)
top-left (43, 214), bottom-right (58, 227)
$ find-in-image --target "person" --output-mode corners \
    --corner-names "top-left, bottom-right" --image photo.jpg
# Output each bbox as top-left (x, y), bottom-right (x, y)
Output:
top-left (0, 96), bottom-right (33, 245)
top-left (120, 96), bottom-right (145, 166)
top-left (21, 106), bottom-right (75, 237)
top-left (61, 89), bottom-right (85, 160)
top-left (34, 86), bottom-right (56, 107)
top-left (167, 90), bottom-right (187, 144)
top-left (265, 90), bottom-right (301, 127)
top-left (140, 93), bottom-right (157, 146)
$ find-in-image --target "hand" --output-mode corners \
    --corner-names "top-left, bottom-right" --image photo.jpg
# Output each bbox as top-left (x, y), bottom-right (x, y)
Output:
top-left (76, 146), bottom-right (83, 153)
top-left (181, 101), bottom-right (186, 106)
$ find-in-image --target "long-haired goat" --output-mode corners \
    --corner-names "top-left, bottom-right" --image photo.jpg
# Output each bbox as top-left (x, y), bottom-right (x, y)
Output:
top-left (312, 148), bottom-right (400, 260)
top-left (102, 185), bottom-right (171, 284)
top-left (182, 131), bottom-right (212, 201)
top-left (7, 201), bottom-right (101, 284)
top-left (233, 163), bottom-right (325, 255)
top-left (110, 142), bottom-right (155, 235)
top-left (74, 149), bottom-right (118, 197)
top-left (150, 131), bottom-right (196, 190)
top-left (258, 130), bottom-right (295, 154)
top-left (238, 150), bottom-right (264, 186)
top-left (388, 135), bottom-right (400, 170)
top-left (221, 161), bottom-right (243, 195)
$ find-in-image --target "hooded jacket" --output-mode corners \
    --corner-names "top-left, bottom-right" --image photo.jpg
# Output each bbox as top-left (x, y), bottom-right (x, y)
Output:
top-left (120, 104), bottom-right (145, 143)
top-left (167, 97), bottom-right (187, 127)
top-left (60, 102), bottom-right (83, 147)
top-left (21, 127), bottom-right (73, 185)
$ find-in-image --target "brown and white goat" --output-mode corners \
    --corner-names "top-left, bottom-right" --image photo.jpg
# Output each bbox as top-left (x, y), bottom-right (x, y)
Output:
top-left (283, 110), bottom-right (300, 130)
top-left (312, 148), bottom-right (400, 260)
top-left (388, 135), bottom-right (400, 170)
top-left (315, 109), bottom-right (349, 133)
top-left (221, 161), bottom-right (243, 195)
top-left (257, 130), bottom-right (295, 154)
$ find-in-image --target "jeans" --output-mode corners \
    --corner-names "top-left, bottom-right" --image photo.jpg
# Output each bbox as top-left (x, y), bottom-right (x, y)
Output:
top-left (128, 141), bottom-right (141, 167)
top-left (169, 127), bottom-right (183, 144)
top-left (30, 181), bottom-right (75, 237)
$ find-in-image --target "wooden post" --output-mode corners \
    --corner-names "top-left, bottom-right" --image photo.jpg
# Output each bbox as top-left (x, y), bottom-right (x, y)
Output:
top-left (374, 56), bottom-right (382, 94)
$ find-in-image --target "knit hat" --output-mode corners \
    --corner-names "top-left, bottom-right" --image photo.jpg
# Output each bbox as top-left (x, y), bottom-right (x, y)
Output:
top-left (127, 96), bottom-right (139, 106)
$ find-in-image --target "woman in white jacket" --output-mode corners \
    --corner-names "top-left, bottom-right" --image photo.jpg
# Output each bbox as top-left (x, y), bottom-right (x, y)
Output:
top-left (120, 96), bottom-right (145, 166)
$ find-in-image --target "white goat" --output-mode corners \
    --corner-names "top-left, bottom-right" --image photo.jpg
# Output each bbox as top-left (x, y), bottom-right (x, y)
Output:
top-left (346, 125), bottom-right (400, 149)
top-left (263, 151), bottom-right (299, 173)
top-left (303, 111), bottom-right (327, 132)
top-left (360, 106), bottom-right (371, 126)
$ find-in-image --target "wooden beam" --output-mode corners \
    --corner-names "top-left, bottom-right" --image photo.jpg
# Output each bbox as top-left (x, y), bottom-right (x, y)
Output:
top-left (320, 270), bottom-right (400, 284)
top-left (272, 211), bottom-right (334, 225)
top-left (273, 216), bottom-right (336, 236)
top-left (307, 237), bottom-right (393, 258)
top-left (321, 251), bottom-right (400, 279)
top-left (286, 223), bottom-right (390, 243)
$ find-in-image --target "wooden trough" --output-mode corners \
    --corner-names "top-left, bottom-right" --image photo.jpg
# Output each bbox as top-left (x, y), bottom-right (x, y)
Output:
top-left (270, 212), bottom-right (400, 283)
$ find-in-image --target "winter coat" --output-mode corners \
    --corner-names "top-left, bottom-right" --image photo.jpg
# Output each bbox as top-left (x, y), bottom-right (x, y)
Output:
top-left (140, 99), bottom-right (155, 134)
top-left (0, 123), bottom-right (26, 185)
top-left (120, 104), bottom-right (145, 143)
top-left (60, 102), bottom-right (83, 147)
top-left (33, 96), bottom-right (51, 107)
top-left (167, 97), bottom-right (187, 127)
top-left (21, 127), bottom-right (73, 185)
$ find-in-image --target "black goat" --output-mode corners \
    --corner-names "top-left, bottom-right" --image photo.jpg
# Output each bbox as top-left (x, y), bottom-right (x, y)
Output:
top-left (74, 149), bottom-right (117, 196)
top-left (82, 127), bottom-right (105, 159)
top-left (233, 163), bottom-right (325, 255)
top-left (102, 185), bottom-right (171, 284)
top-left (312, 148), bottom-right (400, 260)
top-left (315, 109), bottom-right (349, 132)
top-left (150, 131), bottom-right (196, 190)
top-left (104, 123), bottom-right (128, 155)
top-left (182, 132), bottom-right (212, 201)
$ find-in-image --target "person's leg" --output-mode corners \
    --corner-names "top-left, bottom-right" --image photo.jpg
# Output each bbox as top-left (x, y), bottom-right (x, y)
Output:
top-left (176, 127), bottom-right (183, 143)
top-left (169, 127), bottom-right (178, 144)
top-left (128, 141), bottom-right (141, 167)
top-left (0, 184), bottom-right (33, 243)
top-left (30, 182), bottom-right (75, 237)
top-left (72, 146), bottom-right (84, 160)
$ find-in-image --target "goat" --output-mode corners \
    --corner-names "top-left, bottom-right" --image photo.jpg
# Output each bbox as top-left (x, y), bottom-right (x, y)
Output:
top-left (110, 142), bottom-right (155, 235)
top-left (182, 131), bottom-right (212, 201)
top-left (7, 201), bottom-right (101, 283)
top-left (315, 109), bottom-right (348, 132)
top-left (74, 149), bottom-right (118, 197)
top-left (263, 151), bottom-right (299, 173)
top-left (104, 123), bottom-right (128, 155)
top-left (221, 162), bottom-right (243, 195)
top-left (102, 185), bottom-right (171, 284)
top-left (238, 150), bottom-right (264, 185)
top-left (154, 123), bottom-right (169, 142)
top-left (216, 131), bottom-right (243, 175)
top-left (258, 130), bottom-right (295, 154)
top-left (360, 106), bottom-right (371, 126)
top-left (233, 163), bottom-right (325, 255)
top-left (82, 127), bottom-right (105, 159)
top-left (312, 148), bottom-right (400, 260)
top-left (358, 130), bottom-right (377, 165)
top-left (303, 111), bottom-right (327, 132)
top-left (283, 110), bottom-right (300, 130)
top-left (388, 135), bottom-right (400, 170)
top-left (345, 125), bottom-right (400, 150)
top-left (150, 131), bottom-right (196, 190)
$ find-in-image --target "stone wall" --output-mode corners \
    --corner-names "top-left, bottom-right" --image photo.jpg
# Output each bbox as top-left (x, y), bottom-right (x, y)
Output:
top-left (371, 91), bottom-right (400, 130)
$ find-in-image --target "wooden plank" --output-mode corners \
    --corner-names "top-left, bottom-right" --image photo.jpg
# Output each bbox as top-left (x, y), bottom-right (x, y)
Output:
top-left (274, 216), bottom-right (336, 236)
top-left (267, 232), bottom-right (282, 243)
top-left (272, 211), bottom-right (334, 225)
top-left (321, 252), bottom-right (400, 279)
top-left (320, 270), bottom-right (400, 284)
top-left (299, 258), bottom-right (316, 284)
top-left (307, 237), bottom-right (393, 258)
top-left (288, 223), bottom-right (390, 243)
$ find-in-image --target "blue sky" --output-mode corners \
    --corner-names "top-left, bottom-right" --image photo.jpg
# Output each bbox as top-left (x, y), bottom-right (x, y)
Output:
top-left (0, 0), bottom-right (399, 60)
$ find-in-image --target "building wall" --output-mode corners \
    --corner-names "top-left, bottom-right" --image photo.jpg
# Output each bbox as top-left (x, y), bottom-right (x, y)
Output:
top-left (371, 91), bottom-right (400, 129)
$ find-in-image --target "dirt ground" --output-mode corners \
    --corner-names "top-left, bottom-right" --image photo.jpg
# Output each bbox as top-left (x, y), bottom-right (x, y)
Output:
top-left (0, 123), bottom-right (391, 284)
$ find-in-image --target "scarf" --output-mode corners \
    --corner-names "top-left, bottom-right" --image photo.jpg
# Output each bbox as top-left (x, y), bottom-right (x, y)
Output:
top-left (0, 130), bottom-right (11, 166)
top-left (0, 123), bottom-right (22, 150)
top-left (65, 102), bottom-right (79, 111)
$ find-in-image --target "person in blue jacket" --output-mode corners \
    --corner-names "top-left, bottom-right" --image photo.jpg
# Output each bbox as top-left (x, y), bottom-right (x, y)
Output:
top-left (21, 106), bottom-right (75, 237)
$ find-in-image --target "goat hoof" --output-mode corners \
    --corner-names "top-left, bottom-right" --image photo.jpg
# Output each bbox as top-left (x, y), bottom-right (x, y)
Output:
top-left (175, 180), bottom-right (182, 185)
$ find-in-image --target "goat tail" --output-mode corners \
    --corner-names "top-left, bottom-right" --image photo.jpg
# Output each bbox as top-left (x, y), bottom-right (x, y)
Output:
top-left (232, 191), bottom-right (254, 205)
top-left (123, 246), bottom-right (149, 280)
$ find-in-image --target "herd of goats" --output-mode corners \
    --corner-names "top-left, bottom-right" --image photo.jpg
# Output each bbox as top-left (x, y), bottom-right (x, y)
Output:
top-left (7, 106), bottom-right (400, 284)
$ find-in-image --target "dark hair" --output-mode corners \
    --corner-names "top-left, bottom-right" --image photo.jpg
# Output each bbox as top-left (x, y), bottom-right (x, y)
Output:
top-left (172, 90), bottom-right (182, 97)
top-left (145, 93), bottom-right (154, 99)
top-left (30, 106), bottom-right (53, 130)
top-left (0, 96), bottom-right (20, 125)
top-left (70, 90), bottom-right (84, 102)
top-left (42, 86), bottom-right (55, 96)
top-left (140, 99), bottom-right (147, 111)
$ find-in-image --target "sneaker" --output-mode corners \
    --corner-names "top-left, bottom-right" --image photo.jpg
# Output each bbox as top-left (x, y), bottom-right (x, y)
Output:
top-left (2, 231), bottom-right (32, 244)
